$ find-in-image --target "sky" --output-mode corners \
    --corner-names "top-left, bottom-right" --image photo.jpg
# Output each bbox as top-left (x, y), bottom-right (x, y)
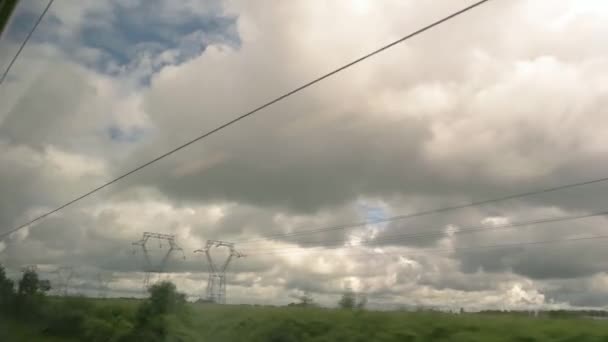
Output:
top-left (1, 0), bottom-right (608, 310)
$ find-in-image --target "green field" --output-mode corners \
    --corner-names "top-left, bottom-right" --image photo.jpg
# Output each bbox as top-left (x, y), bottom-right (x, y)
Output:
top-left (1, 270), bottom-right (607, 341)
top-left (4, 297), bottom-right (608, 341)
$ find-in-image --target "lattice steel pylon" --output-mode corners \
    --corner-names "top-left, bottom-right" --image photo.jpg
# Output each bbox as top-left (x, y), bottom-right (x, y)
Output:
top-left (195, 240), bottom-right (244, 304)
top-left (132, 232), bottom-right (185, 289)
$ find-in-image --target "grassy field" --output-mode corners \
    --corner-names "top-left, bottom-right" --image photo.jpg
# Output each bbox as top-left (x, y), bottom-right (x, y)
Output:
top-left (5, 297), bottom-right (608, 341)
top-left (181, 305), bottom-right (608, 341)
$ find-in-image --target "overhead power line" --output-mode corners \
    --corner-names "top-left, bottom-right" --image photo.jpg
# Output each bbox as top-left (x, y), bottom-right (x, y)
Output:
top-left (245, 233), bottom-right (608, 258)
top-left (235, 176), bottom-right (608, 245)
top-left (0, 0), bottom-right (55, 85)
top-left (240, 210), bottom-right (608, 255)
top-left (0, 0), bottom-right (492, 239)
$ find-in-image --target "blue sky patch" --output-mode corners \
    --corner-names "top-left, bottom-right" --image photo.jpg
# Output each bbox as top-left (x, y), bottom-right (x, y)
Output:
top-left (107, 125), bottom-right (145, 144)
top-left (358, 202), bottom-right (389, 225)
top-left (80, 3), bottom-right (238, 65)
top-left (3, 0), bottom-right (239, 83)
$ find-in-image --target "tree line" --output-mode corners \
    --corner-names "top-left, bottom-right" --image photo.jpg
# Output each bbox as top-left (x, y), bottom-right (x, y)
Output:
top-left (0, 264), bottom-right (188, 341)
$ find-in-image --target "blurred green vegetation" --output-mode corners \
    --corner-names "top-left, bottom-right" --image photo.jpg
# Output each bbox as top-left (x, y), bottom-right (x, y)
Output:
top-left (3, 266), bottom-right (608, 341)
top-left (0, 0), bottom-right (19, 36)
top-left (6, 300), bottom-right (608, 341)
top-left (183, 305), bottom-right (608, 342)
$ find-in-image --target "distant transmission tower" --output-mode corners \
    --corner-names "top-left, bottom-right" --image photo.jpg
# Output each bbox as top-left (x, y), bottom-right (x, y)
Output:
top-left (195, 240), bottom-right (244, 304)
top-left (132, 232), bottom-right (185, 289)
top-left (53, 266), bottom-right (73, 296)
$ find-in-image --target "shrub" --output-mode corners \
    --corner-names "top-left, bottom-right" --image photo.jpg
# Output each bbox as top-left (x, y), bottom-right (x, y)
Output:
top-left (83, 317), bottom-right (115, 342)
top-left (18, 269), bottom-right (44, 295)
top-left (13, 268), bottom-right (52, 320)
top-left (14, 291), bottom-right (46, 320)
top-left (42, 297), bottom-right (92, 336)
top-left (0, 265), bottom-right (15, 314)
top-left (338, 290), bottom-right (356, 309)
top-left (86, 316), bottom-right (133, 342)
top-left (130, 281), bottom-right (188, 340)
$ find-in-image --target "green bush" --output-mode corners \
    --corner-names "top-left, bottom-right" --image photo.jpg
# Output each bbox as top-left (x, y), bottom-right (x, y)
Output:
top-left (8, 284), bottom-right (608, 341)
top-left (131, 281), bottom-right (188, 340)
top-left (83, 317), bottom-right (116, 342)
top-left (14, 292), bottom-right (47, 320)
top-left (0, 265), bottom-right (15, 314)
top-left (338, 290), bottom-right (355, 309)
top-left (44, 309), bottom-right (87, 336)
top-left (42, 297), bottom-right (92, 336)
top-left (127, 314), bottom-right (168, 342)
top-left (148, 281), bottom-right (185, 315)
top-left (12, 268), bottom-right (53, 320)
top-left (93, 303), bottom-right (135, 335)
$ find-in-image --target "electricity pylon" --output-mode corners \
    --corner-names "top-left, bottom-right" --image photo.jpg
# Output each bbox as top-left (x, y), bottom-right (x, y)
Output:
top-left (132, 232), bottom-right (185, 289)
top-left (53, 266), bottom-right (73, 296)
top-left (195, 240), bottom-right (244, 304)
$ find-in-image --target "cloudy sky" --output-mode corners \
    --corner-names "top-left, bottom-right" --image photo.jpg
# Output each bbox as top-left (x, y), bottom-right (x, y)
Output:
top-left (1, 0), bottom-right (608, 310)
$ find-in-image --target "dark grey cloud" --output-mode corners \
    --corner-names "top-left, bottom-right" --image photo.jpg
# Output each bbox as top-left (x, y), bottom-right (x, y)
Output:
top-left (452, 214), bottom-right (608, 279)
top-left (540, 275), bottom-right (608, 307)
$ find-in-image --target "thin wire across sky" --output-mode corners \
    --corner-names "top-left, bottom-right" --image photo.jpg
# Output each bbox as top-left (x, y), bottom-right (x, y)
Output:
top-left (0, 0), bottom-right (55, 85)
top-left (233, 176), bottom-right (608, 245)
top-left (1, 0), bottom-right (606, 268)
top-left (239, 210), bottom-right (608, 255)
top-left (0, 0), bottom-right (493, 239)
top-left (244, 234), bottom-right (608, 259)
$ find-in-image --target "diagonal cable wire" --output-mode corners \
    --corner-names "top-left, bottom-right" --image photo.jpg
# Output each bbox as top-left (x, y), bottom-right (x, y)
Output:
top-left (235, 175), bottom-right (608, 245)
top-left (0, 0), bottom-right (55, 85)
top-left (246, 233), bottom-right (608, 258)
top-left (240, 210), bottom-right (608, 255)
top-left (0, 0), bottom-right (493, 239)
